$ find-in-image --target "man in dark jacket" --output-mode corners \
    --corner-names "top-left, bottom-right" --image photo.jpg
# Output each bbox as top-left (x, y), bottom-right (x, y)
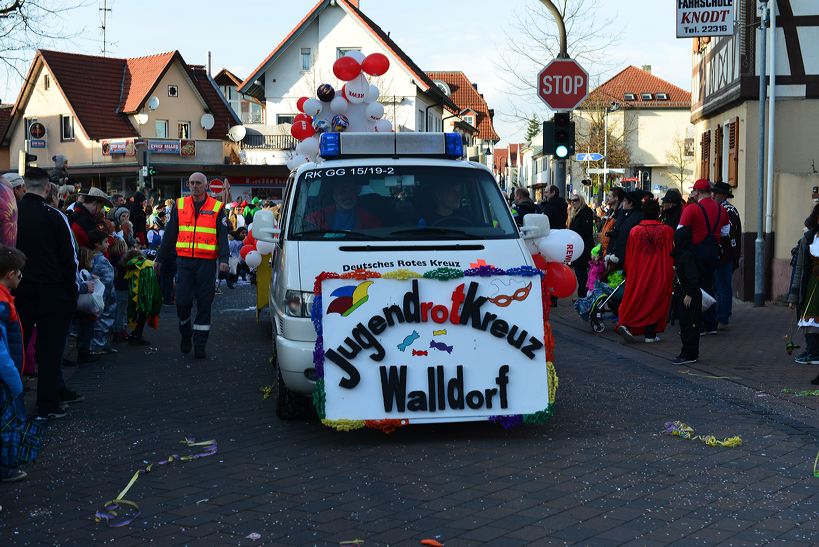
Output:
top-left (15, 168), bottom-right (91, 420)
top-left (69, 187), bottom-right (112, 249)
top-left (539, 185), bottom-right (568, 230)
top-left (713, 181), bottom-right (741, 329)
top-left (606, 190), bottom-right (644, 270)
top-left (660, 189), bottom-right (684, 229)
top-left (129, 191), bottom-right (148, 246)
top-left (512, 187), bottom-right (539, 226)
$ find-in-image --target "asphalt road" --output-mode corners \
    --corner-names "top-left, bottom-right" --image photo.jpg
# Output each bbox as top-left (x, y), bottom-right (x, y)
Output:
top-left (0, 284), bottom-right (816, 546)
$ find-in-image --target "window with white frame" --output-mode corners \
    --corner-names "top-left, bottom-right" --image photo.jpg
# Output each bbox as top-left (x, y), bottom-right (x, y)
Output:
top-left (178, 121), bottom-right (191, 139)
top-left (277, 114), bottom-right (296, 125)
top-left (60, 115), bottom-right (74, 141)
top-left (301, 48), bottom-right (312, 71)
top-left (155, 120), bottom-right (168, 138)
top-left (463, 115), bottom-right (475, 126)
top-left (337, 47), bottom-right (361, 59)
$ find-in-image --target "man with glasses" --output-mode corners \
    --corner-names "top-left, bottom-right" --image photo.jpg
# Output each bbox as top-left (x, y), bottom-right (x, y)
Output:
top-left (156, 172), bottom-right (229, 359)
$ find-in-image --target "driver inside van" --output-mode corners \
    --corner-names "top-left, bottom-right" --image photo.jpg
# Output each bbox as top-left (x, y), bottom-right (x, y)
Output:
top-left (423, 180), bottom-right (472, 226)
top-left (306, 179), bottom-right (381, 231)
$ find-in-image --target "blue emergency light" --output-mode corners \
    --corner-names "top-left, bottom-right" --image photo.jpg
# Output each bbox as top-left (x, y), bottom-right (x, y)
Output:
top-left (444, 133), bottom-right (464, 158)
top-left (319, 132), bottom-right (341, 158)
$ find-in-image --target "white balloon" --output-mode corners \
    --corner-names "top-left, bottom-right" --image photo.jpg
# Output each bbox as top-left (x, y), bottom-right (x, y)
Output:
top-left (253, 208), bottom-right (274, 226)
top-left (535, 229), bottom-right (585, 263)
top-left (256, 240), bottom-right (276, 256)
top-left (374, 118), bottom-right (393, 133)
top-left (299, 136), bottom-right (319, 158)
top-left (302, 98), bottom-right (322, 117)
top-left (330, 95), bottom-right (349, 114)
top-left (345, 50), bottom-right (367, 64)
top-left (245, 250), bottom-right (262, 268)
top-left (364, 84), bottom-right (380, 104)
top-left (286, 154), bottom-right (308, 170)
top-left (294, 141), bottom-right (303, 155)
top-left (365, 102), bottom-right (385, 122)
top-left (344, 73), bottom-right (368, 104)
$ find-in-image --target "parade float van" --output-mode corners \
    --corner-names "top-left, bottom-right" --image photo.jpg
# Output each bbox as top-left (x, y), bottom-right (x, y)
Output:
top-left (253, 132), bottom-right (553, 422)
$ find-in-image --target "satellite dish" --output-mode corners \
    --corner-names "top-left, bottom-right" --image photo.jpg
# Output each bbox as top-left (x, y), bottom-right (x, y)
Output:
top-left (201, 113), bottom-right (215, 130)
top-left (134, 113), bottom-right (149, 125)
top-left (227, 125), bottom-right (246, 142)
top-left (147, 96), bottom-right (160, 111)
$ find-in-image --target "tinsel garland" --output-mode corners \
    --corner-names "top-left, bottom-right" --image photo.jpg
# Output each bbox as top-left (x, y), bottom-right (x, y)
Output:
top-left (311, 267), bottom-right (557, 431)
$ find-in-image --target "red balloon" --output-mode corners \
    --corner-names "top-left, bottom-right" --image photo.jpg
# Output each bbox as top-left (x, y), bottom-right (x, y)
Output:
top-left (290, 119), bottom-right (315, 141)
top-left (296, 97), bottom-right (308, 112)
top-left (333, 56), bottom-right (362, 81)
top-left (361, 53), bottom-right (390, 76)
top-left (244, 230), bottom-right (256, 248)
top-left (532, 254), bottom-right (549, 270)
top-left (240, 244), bottom-right (255, 260)
top-left (293, 113), bottom-right (311, 124)
top-left (544, 262), bottom-right (577, 299)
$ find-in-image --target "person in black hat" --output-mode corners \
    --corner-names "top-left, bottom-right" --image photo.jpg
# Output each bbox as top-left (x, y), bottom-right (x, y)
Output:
top-left (606, 189), bottom-right (644, 270)
top-left (712, 181), bottom-right (741, 329)
top-left (128, 192), bottom-right (148, 246)
top-left (660, 188), bottom-right (684, 229)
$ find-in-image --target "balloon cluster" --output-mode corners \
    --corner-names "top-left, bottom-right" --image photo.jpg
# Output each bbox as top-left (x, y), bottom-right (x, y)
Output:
top-left (287, 51), bottom-right (394, 170)
top-left (238, 210), bottom-right (277, 269)
top-left (526, 228), bottom-right (585, 298)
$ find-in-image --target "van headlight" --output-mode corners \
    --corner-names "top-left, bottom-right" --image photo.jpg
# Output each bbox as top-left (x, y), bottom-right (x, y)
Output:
top-left (284, 290), bottom-right (314, 317)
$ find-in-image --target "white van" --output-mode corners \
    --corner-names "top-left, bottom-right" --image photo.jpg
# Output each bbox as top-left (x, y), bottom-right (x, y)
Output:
top-left (254, 132), bottom-right (548, 418)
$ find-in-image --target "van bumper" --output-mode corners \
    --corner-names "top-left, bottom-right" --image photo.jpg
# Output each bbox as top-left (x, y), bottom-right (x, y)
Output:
top-left (276, 335), bottom-right (316, 395)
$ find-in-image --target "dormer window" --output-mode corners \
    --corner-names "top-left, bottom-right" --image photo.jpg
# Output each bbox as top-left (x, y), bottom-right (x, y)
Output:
top-left (656, 93), bottom-right (669, 100)
top-left (624, 93), bottom-right (636, 101)
top-left (641, 93), bottom-right (653, 101)
top-left (434, 80), bottom-right (451, 96)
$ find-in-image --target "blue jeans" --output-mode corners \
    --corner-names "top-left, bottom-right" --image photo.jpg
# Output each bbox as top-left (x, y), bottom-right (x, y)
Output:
top-left (114, 289), bottom-right (128, 333)
top-left (91, 291), bottom-right (117, 350)
top-left (714, 261), bottom-right (734, 325)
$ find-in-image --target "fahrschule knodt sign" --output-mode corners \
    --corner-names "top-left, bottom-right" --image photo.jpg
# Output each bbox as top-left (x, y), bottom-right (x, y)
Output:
top-left (676, 0), bottom-right (735, 38)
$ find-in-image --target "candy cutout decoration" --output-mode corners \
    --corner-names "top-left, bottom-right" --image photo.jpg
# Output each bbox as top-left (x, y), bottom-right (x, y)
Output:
top-left (316, 83), bottom-right (335, 102)
top-left (302, 98), bottom-right (322, 117)
top-left (330, 95), bottom-right (349, 114)
top-left (366, 102), bottom-right (385, 122)
top-left (364, 84), bottom-right (380, 104)
top-left (331, 114), bottom-right (350, 132)
top-left (344, 73), bottom-right (368, 104)
top-left (296, 96), bottom-right (308, 112)
top-left (361, 53), bottom-right (390, 76)
top-left (333, 55), bottom-right (362, 81)
top-left (374, 118), bottom-right (393, 133)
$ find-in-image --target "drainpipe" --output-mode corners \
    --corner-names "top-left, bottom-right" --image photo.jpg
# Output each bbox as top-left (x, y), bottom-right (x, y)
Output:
top-left (754, 2), bottom-right (768, 307)
top-left (764, 3), bottom-right (777, 237)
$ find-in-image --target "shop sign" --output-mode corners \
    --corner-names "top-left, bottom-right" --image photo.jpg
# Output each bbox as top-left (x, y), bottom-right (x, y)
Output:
top-left (226, 177), bottom-right (287, 187)
top-left (101, 139), bottom-right (136, 156)
top-left (148, 140), bottom-right (181, 154)
top-left (318, 276), bottom-right (550, 424)
top-left (676, 0), bottom-right (735, 38)
top-left (29, 139), bottom-right (47, 149)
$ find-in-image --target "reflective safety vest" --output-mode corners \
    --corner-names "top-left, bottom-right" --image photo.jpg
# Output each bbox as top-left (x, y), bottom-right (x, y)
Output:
top-left (175, 195), bottom-right (223, 259)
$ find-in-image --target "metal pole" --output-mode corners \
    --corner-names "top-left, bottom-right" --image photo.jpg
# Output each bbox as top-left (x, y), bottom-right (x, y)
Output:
top-left (539, 0), bottom-right (568, 197)
top-left (764, 3), bottom-right (777, 236)
top-left (603, 110), bottom-right (609, 200)
top-left (754, 2), bottom-right (768, 307)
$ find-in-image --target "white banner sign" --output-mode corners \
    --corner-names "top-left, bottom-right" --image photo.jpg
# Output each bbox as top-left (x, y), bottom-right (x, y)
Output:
top-left (676, 0), bottom-right (735, 38)
top-left (320, 276), bottom-right (550, 423)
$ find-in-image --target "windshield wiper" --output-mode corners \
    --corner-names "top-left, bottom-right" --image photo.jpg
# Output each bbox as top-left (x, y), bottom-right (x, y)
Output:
top-left (389, 227), bottom-right (481, 239)
top-left (292, 229), bottom-right (382, 240)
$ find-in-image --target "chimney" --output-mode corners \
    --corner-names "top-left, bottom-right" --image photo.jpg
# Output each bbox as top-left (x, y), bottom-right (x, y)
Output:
top-left (642, 64), bottom-right (652, 73)
top-left (472, 83), bottom-right (478, 91)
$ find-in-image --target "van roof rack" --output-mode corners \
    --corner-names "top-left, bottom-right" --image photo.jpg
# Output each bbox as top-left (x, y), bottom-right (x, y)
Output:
top-left (319, 132), bottom-right (464, 159)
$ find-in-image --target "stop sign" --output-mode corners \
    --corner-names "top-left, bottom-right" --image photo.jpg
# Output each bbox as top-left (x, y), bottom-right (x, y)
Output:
top-left (537, 59), bottom-right (589, 111)
top-left (209, 178), bottom-right (224, 193)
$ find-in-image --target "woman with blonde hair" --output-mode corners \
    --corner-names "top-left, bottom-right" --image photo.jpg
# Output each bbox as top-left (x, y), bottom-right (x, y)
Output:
top-left (567, 193), bottom-right (595, 298)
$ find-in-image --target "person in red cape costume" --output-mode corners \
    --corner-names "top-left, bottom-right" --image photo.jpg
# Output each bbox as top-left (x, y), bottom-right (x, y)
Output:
top-left (616, 199), bottom-right (674, 343)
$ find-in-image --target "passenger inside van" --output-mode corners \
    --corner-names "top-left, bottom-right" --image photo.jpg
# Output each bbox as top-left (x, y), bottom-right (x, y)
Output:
top-left (305, 179), bottom-right (382, 231)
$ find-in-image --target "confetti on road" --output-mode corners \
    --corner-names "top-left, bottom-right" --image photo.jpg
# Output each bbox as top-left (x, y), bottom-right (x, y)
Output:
top-left (661, 421), bottom-right (742, 448)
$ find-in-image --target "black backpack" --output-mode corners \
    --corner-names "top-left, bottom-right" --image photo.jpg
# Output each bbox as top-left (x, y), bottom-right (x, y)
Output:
top-left (691, 202), bottom-right (722, 264)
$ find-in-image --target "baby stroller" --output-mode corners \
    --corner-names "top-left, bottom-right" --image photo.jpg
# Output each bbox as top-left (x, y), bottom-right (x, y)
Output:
top-left (574, 271), bottom-right (626, 333)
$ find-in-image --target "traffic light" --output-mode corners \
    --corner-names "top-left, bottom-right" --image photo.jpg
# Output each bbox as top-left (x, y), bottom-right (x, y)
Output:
top-left (147, 166), bottom-right (158, 177)
top-left (552, 112), bottom-right (575, 159)
top-left (18, 150), bottom-right (38, 176)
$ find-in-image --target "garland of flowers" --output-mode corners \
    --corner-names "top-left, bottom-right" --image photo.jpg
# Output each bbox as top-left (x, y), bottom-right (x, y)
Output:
top-left (311, 266), bottom-right (557, 432)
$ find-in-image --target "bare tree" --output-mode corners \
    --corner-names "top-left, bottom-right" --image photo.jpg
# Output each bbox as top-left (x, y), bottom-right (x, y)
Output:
top-left (0, 0), bottom-right (84, 79)
top-left (493, 0), bottom-right (621, 126)
top-left (665, 134), bottom-right (694, 192)
top-left (573, 98), bottom-right (632, 192)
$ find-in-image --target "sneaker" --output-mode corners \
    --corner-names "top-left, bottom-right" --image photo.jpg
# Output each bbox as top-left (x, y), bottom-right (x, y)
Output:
top-left (76, 352), bottom-right (101, 364)
top-left (672, 356), bottom-right (698, 365)
top-left (644, 336), bottom-right (661, 343)
top-left (616, 325), bottom-right (637, 344)
top-left (35, 409), bottom-right (67, 421)
top-left (59, 389), bottom-right (85, 404)
top-left (794, 352), bottom-right (811, 365)
top-left (90, 346), bottom-right (118, 355)
top-left (128, 336), bottom-right (151, 346)
top-left (181, 337), bottom-right (192, 354)
top-left (0, 468), bottom-right (27, 483)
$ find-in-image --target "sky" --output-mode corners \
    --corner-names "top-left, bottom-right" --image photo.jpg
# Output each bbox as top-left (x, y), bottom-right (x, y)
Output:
top-left (0, 0), bottom-right (692, 145)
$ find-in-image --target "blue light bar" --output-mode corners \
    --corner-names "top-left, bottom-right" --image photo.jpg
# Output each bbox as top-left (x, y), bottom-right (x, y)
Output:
top-left (444, 132), bottom-right (464, 158)
top-left (319, 133), bottom-right (341, 158)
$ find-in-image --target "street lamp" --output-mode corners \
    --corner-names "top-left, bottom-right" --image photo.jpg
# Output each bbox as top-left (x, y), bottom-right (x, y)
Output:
top-left (601, 101), bottom-right (620, 201)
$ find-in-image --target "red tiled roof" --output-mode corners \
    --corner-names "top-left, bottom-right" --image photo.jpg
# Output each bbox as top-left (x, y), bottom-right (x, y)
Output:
top-left (187, 65), bottom-right (241, 139)
top-left (494, 148), bottom-right (509, 173)
top-left (121, 51), bottom-right (177, 113)
top-left (579, 66), bottom-right (691, 110)
top-left (0, 105), bottom-right (13, 144)
top-left (509, 143), bottom-right (521, 166)
top-left (426, 71), bottom-right (500, 142)
top-left (240, 0), bottom-right (456, 110)
top-left (39, 50), bottom-right (139, 140)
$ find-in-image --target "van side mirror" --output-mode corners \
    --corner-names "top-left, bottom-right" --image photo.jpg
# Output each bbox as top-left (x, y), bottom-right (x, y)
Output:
top-left (252, 209), bottom-right (280, 242)
top-left (520, 213), bottom-right (550, 240)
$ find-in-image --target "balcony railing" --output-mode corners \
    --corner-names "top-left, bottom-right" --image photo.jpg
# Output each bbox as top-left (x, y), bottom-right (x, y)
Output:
top-left (242, 134), bottom-right (297, 150)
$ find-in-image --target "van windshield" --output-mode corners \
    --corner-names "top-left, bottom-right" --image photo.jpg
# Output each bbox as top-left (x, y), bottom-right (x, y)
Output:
top-left (289, 165), bottom-right (517, 241)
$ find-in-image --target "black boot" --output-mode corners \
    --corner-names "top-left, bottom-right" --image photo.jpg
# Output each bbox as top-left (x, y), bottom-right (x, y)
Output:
top-left (180, 323), bottom-right (193, 354)
top-left (193, 331), bottom-right (207, 359)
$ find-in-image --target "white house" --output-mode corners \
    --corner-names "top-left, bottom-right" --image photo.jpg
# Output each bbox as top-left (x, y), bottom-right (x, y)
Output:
top-left (238, 0), bottom-right (455, 165)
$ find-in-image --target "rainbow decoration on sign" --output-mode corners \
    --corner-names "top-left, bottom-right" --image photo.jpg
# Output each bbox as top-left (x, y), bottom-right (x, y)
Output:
top-left (326, 280), bottom-right (373, 316)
